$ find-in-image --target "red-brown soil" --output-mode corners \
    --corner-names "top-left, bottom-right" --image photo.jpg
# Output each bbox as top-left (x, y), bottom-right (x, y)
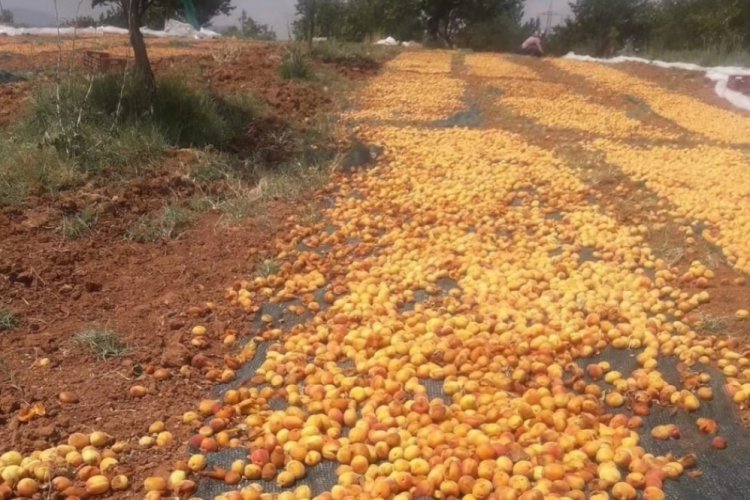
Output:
top-left (0, 36), bottom-right (378, 494)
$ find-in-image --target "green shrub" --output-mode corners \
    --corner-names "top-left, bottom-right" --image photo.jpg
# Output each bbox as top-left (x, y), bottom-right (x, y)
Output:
top-left (280, 50), bottom-right (314, 80)
top-left (28, 74), bottom-right (255, 151)
top-left (0, 142), bottom-right (83, 205)
top-left (0, 73), bottom-right (260, 206)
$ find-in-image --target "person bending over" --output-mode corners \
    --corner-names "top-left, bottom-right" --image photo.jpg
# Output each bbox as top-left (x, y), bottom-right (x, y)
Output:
top-left (521, 34), bottom-right (544, 57)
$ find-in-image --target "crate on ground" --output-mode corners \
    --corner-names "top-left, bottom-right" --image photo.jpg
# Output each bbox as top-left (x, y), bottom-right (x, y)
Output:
top-left (83, 51), bottom-right (129, 74)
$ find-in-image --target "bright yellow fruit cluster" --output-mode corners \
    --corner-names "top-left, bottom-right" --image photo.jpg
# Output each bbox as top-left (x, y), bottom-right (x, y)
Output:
top-left (591, 139), bottom-right (750, 273)
top-left (150, 52), bottom-right (750, 500)
top-left (0, 433), bottom-right (130, 499)
top-left (551, 59), bottom-right (750, 145)
top-left (347, 71), bottom-right (465, 122)
top-left (466, 56), bottom-right (673, 139)
top-left (7, 50), bottom-right (747, 500)
top-left (386, 50), bottom-right (454, 74)
top-left (465, 54), bottom-right (539, 80)
top-left (504, 91), bottom-right (667, 140)
top-left (349, 52), bottom-right (463, 122)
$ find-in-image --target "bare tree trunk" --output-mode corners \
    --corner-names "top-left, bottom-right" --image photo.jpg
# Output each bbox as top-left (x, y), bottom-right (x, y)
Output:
top-left (126, 0), bottom-right (155, 89)
top-left (307, 0), bottom-right (315, 51)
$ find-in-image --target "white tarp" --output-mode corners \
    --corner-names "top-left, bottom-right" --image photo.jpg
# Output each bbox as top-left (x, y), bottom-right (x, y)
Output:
top-left (564, 52), bottom-right (750, 112)
top-left (374, 37), bottom-right (417, 47)
top-left (0, 19), bottom-right (219, 39)
top-left (375, 36), bottom-right (399, 46)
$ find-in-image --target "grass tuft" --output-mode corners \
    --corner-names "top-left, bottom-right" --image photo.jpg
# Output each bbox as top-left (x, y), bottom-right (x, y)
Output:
top-left (189, 152), bottom-right (251, 183)
top-left (0, 74), bottom-right (259, 207)
top-left (126, 205), bottom-right (196, 243)
top-left (298, 204), bottom-right (324, 226)
top-left (280, 48), bottom-right (314, 80)
top-left (75, 328), bottom-right (129, 359)
top-left (217, 181), bottom-right (264, 220)
top-left (661, 246), bottom-right (686, 267)
top-left (0, 310), bottom-right (18, 331)
top-left (695, 314), bottom-right (731, 334)
top-left (60, 207), bottom-right (98, 240)
top-left (256, 259), bottom-right (280, 277)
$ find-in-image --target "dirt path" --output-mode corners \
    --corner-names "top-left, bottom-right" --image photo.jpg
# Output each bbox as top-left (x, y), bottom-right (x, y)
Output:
top-left (4, 49), bottom-right (750, 500)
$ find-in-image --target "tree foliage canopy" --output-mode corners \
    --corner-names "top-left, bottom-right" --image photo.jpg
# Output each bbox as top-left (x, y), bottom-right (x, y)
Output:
top-left (0, 8), bottom-right (13, 25)
top-left (225, 10), bottom-right (277, 41)
top-left (93, 0), bottom-right (233, 29)
top-left (550, 0), bottom-right (750, 57)
top-left (293, 0), bottom-right (534, 51)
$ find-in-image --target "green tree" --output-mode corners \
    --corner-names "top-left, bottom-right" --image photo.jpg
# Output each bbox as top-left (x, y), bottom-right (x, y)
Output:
top-left (95, 0), bottom-right (233, 29)
top-left (231, 10), bottom-right (276, 40)
top-left (139, 0), bottom-right (233, 28)
top-left (551, 0), bottom-right (654, 56)
top-left (344, 0), bottom-right (422, 42)
top-left (0, 8), bottom-right (13, 25)
top-left (652, 0), bottom-right (745, 51)
top-left (98, 6), bottom-right (127, 27)
top-left (92, 0), bottom-right (234, 88)
top-left (456, 5), bottom-right (537, 52)
top-left (293, 0), bottom-right (524, 48)
top-left (418, 0), bottom-right (525, 47)
top-left (293, 0), bottom-right (345, 40)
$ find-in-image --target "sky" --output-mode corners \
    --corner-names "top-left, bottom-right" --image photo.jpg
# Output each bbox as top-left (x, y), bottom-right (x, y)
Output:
top-left (525, 0), bottom-right (571, 28)
top-left (1, 0), bottom-right (571, 36)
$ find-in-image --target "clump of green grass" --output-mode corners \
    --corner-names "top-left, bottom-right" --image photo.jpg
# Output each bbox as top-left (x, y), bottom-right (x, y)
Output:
top-left (695, 313), bottom-right (731, 334)
top-left (189, 153), bottom-right (235, 183)
top-left (262, 161), bottom-right (331, 201)
top-left (217, 183), bottom-right (263, 220)
top-left (75, 328), bottom-right (129, 359)
top-left (0, 310), bottom-right (18, 331)
top-left (0, 74), bottom-right (259, 207)
top-left (661, 246), bottom-right (686, 267)
top-left (0, 145), bottom-right (84, 206)
top-left (298, 204), bottom-right (324, 226)
top-left (189, 152), bottom-right (258, 184)
top-left (125, 205), bottom-right (196, 243)
top-left (60, 207), bottom-right (98, 240)
top-left (280, 49), bottom-right (314, 80)
top-left (256, 259), bottom-right (280, 277)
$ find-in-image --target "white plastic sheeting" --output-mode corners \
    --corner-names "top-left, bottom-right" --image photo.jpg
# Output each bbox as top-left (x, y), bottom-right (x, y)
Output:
top-left (0, 19), bottom-right (220, 39)
top-left (564, 52), bottom-right (750, 112)
top-left (374, 37), bottom-right (418, 47)
top-left (375, 36), bottom-right (399, 46)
